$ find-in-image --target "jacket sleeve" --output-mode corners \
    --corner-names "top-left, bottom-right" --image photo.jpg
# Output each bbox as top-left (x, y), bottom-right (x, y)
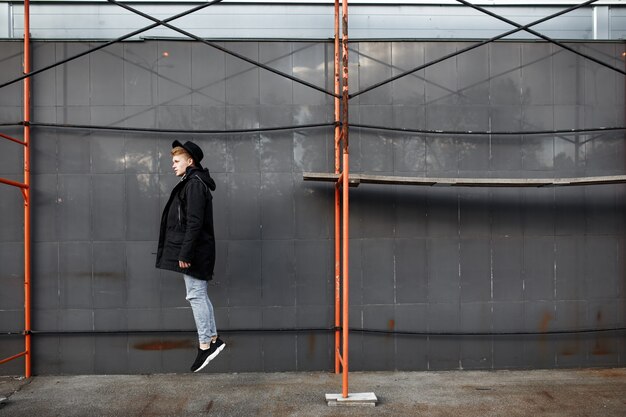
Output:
top-left (179, 179), bottom-right (207, 263)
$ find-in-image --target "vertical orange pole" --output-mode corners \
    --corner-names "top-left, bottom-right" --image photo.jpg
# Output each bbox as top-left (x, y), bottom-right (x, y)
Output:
top-left (23, 0), bottom-right (32, 378)
top-left (340, 0), bottom-right (349, 399)
top-left (333, 0), bottom-right (341, 375)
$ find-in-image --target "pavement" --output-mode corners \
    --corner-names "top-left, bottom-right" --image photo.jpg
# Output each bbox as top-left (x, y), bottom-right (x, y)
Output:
top-left (1, 368), bottom-right (626, 416)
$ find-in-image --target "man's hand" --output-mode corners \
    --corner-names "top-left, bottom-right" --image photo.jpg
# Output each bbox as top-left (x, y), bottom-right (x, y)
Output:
top-left (179, 260), bottom-right (191, 269)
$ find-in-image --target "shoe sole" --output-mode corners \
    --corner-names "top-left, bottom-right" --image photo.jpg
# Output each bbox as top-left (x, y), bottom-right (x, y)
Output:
top-left (193, 343), bottom-right (226, 373)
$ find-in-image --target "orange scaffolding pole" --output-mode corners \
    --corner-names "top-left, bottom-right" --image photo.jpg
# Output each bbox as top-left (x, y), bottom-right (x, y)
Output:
top-left (340, 0), bottom-right (350, 398)
top-left (0, 0), bottom-right (31, 378)
top-left (0, 132), bottom-right (27, 146)
top-left (0, 177), bottom-right (28, 189)
top-left (0, 351), bottom-right (27, 366)
top-left (23, 0), bottom-right (32, 379)
top-left (328, 1), bottom-right (375, 405)
top-left (333, 0), bottom-right (341, 377)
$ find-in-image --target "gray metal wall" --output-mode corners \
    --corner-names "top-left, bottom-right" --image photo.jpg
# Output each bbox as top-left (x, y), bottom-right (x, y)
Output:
top-left (0, 39), bottom-right (625, 375)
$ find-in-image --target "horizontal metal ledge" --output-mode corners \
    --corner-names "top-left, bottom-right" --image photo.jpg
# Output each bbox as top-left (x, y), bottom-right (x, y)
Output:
top-left (303, 172), bottom-right (626, 188)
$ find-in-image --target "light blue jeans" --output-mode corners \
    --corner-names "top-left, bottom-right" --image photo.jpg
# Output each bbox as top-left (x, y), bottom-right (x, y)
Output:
top-left (183, 274), bottom-right (217, 345)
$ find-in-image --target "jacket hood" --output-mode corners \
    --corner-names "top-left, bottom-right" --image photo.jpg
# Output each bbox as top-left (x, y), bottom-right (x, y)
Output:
top-left (185, 166), bottom-right (216, 191)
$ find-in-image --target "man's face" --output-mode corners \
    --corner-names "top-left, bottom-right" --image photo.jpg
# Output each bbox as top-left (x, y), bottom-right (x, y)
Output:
top-left (172, 154), bottom-right (193, 177)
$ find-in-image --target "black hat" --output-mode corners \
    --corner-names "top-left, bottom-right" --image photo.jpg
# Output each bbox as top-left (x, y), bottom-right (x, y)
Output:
top-left (172, 140), bottom-right (203, 168)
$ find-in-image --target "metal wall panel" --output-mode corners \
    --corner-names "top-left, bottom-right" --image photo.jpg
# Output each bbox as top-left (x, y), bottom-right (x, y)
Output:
top-left (0, 39), bottom-right (625, 375)
top-left (5, 4), bottom-right (617, 40)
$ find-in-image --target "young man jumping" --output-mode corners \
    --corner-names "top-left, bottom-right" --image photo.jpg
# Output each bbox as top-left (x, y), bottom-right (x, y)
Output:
top-left (156, 140), bottom-right (225, 372)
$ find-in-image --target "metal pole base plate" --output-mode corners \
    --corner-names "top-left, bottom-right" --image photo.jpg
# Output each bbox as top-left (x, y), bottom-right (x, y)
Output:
top-left (325, 392), bottom-right (378, 407)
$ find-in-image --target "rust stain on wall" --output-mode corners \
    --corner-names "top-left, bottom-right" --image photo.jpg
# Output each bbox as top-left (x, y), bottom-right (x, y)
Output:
top-left (133, 340), bottom-right (194, 351)
top-left (93, 272), bottom-right (124, 279)
top-left (591, 310), bottom-right (612, 356)
top-left (539, 312), bottom-right (553, 333)
top-left (307, 334), bottom-right (316, 358)
top-left (591, 339), bottom-right (611, 356)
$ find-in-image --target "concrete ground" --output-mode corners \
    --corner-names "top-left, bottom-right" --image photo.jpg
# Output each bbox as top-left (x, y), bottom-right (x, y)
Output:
top-left (1, 368), bottom-right (625, 417)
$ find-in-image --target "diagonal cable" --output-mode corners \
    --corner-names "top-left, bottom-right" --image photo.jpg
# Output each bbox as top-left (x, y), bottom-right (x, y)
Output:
top-left (0, 0), bottom-right (225, 91)
top-left (108, 0), bottom-right (338, 98)
top-left (456, 0), bottom-right (626, 76)
top-left (350, 0), bottom-right (599, 99)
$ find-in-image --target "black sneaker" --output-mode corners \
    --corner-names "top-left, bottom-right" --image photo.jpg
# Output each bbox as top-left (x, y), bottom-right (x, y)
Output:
top-left (190, 338), bottom-right (226, 373)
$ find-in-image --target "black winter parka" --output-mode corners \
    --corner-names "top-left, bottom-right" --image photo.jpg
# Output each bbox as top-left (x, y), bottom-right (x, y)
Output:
top-left (156, 166), bottom-right (216, 280)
